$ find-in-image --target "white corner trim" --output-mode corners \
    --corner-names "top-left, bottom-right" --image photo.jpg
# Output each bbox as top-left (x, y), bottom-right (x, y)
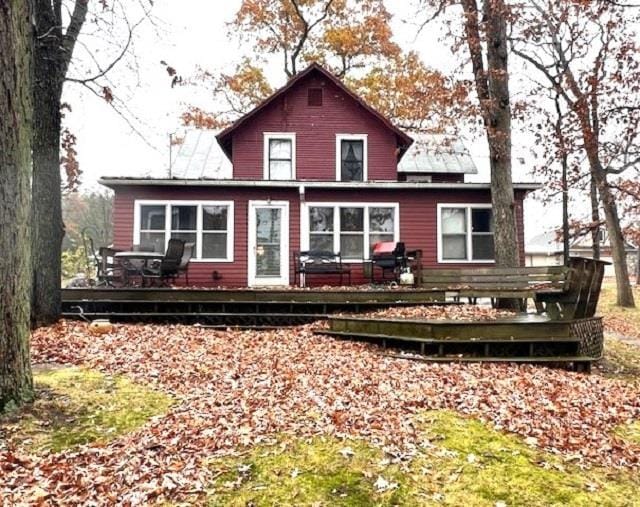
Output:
top-left (263, 132), bottom-right (296, 180)
top-left (133, 199), bottom-right (235, 262)
top-left (335, 133), bottom-right (368, 182)
top-left (436, 203), bottom-right (494, 264)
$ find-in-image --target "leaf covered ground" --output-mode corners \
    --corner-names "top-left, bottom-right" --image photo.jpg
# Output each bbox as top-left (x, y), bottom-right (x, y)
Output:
top-left (356, 304), bottom-right (517, 321)
top-left (600, 283), bottom-right (640, 339)
top-left (208, 411), bottom-right (640, 506)
top-left (1, 319), bottom-right (639, 505)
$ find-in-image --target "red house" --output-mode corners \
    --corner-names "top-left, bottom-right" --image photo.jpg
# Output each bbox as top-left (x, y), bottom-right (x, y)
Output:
top-left (100, 63), bottom-right (538, 287)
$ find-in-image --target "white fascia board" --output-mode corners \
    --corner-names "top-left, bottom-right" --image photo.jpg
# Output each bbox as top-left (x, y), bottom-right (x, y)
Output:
top-left (99, 178), bottom-right (541, 192)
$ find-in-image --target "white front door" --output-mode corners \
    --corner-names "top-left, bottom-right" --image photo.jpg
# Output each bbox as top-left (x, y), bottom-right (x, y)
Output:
top-left (248, 201), bottom-right (289, 286)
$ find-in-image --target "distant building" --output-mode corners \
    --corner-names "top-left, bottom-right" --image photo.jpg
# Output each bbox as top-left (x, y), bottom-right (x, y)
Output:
top-left (525, 230), bottom-right (638, 276)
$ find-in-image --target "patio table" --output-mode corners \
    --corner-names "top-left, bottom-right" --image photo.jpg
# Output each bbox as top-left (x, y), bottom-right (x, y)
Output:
top-left (114, 251), bottom-right (164, 286)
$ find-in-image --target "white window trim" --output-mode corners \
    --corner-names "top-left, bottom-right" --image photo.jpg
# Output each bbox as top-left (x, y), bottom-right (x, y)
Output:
top-left (336, 134), bottom-right (368, 182)
top-left (263, 132), bottom-right (296, 180)
top-left (437, 203), bottom-right (494, 264)
top-left (300, 202), bottom-right (399, 262)
top-left (133, 200), bottom-right (234, 262)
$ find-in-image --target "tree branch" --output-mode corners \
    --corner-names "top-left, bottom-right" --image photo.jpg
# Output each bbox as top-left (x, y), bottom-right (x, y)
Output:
top-left (66, 15), bottom-right (142, 85)
top-left (61, 0), bottom-right (89, 77)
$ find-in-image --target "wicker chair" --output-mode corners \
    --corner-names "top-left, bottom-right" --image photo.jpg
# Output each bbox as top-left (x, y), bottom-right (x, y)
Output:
top-left (141, 238), bottom-right (185, 287)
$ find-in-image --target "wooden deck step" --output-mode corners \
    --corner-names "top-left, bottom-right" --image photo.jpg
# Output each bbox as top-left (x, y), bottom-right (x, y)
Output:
top-left (63, 311), bottom-right (328, 318)
top-left (387, 353), bottom-right (599, 364)
top-left (62, 311), bottom-right (328, 326)
top-left (317, 330), bottom-right (580, 344)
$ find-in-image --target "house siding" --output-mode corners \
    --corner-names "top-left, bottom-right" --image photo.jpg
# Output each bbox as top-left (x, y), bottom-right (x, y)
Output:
top-left (231, 74), bottom-right (399, 182)
top-left (112, 185), bottom-right (527, 287)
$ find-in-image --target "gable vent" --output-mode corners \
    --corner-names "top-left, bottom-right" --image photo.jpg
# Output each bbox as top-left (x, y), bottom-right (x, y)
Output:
top-left (308, 87), bottom-right (323, 106)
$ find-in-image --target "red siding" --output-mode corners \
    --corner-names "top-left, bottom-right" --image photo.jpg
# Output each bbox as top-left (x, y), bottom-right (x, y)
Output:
top-left (231, 74), bottom-right (399, 182)
top-left (112, 185), bottom-right (528, 287)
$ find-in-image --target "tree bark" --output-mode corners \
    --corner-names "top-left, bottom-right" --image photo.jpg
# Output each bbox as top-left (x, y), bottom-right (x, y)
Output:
top-left (580, 122), bottom-right (634, 306)
top-left (462, 0), bottom-right (519, 271)
top-left (592, 165), bottom-right (634, 306)
top-left (590, 174), bottom-right (600, 260)
top-left (483, 0), bottom-right (518, 269)
top-left (0, 0), bottom-right (34, 411)
top-left (30, 0), bottom-right (86, 327)
top-left (31, 38), bottom-right (64, 326)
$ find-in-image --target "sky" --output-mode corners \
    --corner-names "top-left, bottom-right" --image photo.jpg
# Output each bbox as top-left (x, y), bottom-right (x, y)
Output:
top-left (65, 0), bottom-right (557, 240)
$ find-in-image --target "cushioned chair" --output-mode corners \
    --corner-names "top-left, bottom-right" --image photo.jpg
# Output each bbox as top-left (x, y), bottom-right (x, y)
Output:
top-left (141, 238), bottom-right (185, 287)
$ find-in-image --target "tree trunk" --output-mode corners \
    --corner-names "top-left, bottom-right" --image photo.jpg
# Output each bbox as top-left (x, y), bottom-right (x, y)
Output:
top-left (461, 0), bottom-right (519, 271)
top-left (593, 169), bottom-right (635, 306)
top-left (590, 173), bottom-right (600, 260)
top-left (575, 93), bottom-right (634, 307)
top-left (562, 153), bottom-right (569, 266)
top-left (31, 1), bottom-right (65, 327)
top-left (0, 0), bottom-right (34, 411)
top-left (483, 0), bottom-right (519, 269)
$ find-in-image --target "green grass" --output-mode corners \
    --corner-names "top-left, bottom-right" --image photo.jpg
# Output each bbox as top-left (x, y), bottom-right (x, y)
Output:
top-left (0, 366), bottom-right (172, 453)
top-left (207, 411), bottom-right (640, 507)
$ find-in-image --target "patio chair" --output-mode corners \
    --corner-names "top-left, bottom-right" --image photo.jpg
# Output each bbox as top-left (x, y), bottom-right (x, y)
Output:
top-left (141, 238), bottom-right (185, 287)
top-left (177, 242), bottom-right (195, 286)
top-left (95, 246), bottom-right (124, 287)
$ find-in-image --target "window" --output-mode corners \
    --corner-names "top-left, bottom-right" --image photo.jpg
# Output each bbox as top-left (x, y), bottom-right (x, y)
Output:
top-left (264, 133), bottom-right (295, 180)
top-left (139, 205), bottom-right (166, 253)
top-left (336, 134), bottom-right (367, 181)
top-left (438, 205), bottom-right (494, 262)
top-left (135, 201), bottom-right (234, 261)
top-left (340, 208), bottom-right (364, 259)
top-left (308, 87), bottom-right (323, 106)
top-left (202, 205), bottom-right (229, 259)
top-left (369, 207), bottom-right (395, 254)
top-left (303, 203), bottom-right (398, 261)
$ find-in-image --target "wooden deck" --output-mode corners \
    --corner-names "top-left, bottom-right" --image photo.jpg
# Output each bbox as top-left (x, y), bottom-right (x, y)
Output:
top-left (318, 313), bottom-right (604, 369)
top-left (62, 284), bottom-right (604, 369)
top-left (61, 287), bottom-right (447, 326)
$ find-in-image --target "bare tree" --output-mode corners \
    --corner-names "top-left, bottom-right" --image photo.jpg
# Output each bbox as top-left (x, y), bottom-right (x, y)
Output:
top-left (31, 0), bottom-right (152, 326)
top-left (511, 0), bottom-right (639, 307)
top-left (460, 0), bottom-right (519, 271)
top-left (417, 0), bottom-right (520, 285)
top-left (1, 0), bottom-right (34, 410)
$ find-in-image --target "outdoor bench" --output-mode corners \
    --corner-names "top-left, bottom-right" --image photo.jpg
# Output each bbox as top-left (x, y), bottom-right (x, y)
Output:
top-left (421, 257), bottom-right (608, 320)
top-left (293, 250), bottom-right (351, 288)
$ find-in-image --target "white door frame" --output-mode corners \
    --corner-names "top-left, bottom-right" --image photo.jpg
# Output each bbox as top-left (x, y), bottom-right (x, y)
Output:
top-left (248, 200), bottom-right (289, 286)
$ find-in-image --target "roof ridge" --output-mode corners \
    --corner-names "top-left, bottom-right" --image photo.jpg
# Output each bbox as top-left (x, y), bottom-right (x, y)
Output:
top-left (216, 62), bottom-right (413, 159)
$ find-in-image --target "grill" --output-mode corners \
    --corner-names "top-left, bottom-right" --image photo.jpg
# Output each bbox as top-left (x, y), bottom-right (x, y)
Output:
top-left (370, 241), bottom-right (407, 282)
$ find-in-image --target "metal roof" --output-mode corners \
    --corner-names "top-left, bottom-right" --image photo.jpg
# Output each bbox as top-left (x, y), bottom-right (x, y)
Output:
top-left (99, 177), bottom-right (540, 191)
top-left (398, 134), bottom-right (477, 174)
top-left (169, 130), bottom-right (232, 179)
top-left (526, 231), bottom-right (563, 255)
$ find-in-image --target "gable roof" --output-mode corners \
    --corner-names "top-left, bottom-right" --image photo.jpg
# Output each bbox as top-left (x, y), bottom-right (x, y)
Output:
top-left (216, 62), bottom-right (414, 160)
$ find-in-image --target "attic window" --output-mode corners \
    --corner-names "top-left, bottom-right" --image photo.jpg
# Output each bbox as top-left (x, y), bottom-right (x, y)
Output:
top-left (308, 87), bottom-right (323, 106)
